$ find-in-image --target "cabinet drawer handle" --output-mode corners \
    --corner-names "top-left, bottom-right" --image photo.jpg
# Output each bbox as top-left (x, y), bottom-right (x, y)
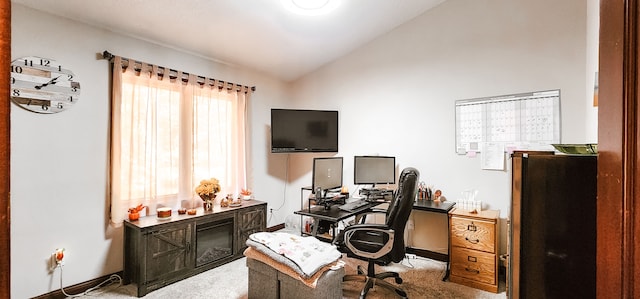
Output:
top-left (465, 267), bottom-right (480, 274)
top-left (465, 237), bottom-right (480, 244)
top-left (467, 256), bottom-right (477, 262)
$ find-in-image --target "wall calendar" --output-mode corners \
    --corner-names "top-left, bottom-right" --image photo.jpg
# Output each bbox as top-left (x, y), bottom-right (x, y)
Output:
top-left (455, 89), bottom-right (560, 154)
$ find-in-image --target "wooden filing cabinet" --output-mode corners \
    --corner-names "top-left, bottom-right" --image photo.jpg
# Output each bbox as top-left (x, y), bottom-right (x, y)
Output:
top-left (449, 208), bottom-right (499, 293)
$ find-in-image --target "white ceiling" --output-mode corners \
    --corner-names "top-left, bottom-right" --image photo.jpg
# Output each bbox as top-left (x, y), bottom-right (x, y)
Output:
top-left (11, 0), bottom-right (445, 81)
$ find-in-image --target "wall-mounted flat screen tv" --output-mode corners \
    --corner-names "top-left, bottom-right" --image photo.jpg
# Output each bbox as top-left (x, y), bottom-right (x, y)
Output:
top-left (271, 109), bottom-right (338, 153)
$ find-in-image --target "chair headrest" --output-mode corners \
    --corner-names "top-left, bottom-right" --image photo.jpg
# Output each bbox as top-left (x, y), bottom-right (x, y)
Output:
top-left (385, 167), bottom-right (419, 227)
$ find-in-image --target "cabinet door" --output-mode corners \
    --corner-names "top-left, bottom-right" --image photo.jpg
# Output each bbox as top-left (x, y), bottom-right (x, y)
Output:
top-left (516, 155), bottom-right (596, 299)
top-left (238, 206), bottom-right (266, 250)
top-left (145, 223), bottom-right (193, 283)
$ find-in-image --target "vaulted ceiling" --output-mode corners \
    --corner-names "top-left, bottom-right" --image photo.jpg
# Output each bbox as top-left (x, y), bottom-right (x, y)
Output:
top-left (11, 0), bottom-right (446, 81)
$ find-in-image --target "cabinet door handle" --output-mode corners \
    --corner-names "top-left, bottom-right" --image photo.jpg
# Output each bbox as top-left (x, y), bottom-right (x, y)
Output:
top-left (546, 250), bottom-right (567, 259)
top-left (465, 267), bottom-right (480, 274)
top-left (186, 242), bottom-right (191, 252)
top-left (465, 237), bottom-right (480, 244)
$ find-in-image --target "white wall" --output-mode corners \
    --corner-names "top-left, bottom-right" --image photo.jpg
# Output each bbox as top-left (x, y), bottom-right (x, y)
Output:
top-left (10, 0), bottom-right (597, 298)
top-left (280, 0), bottom-right (596, 259)
top-left (586, 0), bottom-right (599, 141)
top-left (10, 5), bottom-right (288, 298)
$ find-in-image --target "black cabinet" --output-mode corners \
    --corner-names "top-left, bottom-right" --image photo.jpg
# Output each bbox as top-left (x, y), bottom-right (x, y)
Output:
top-left (509, 152), bottom-right (596, 299)
top-left (124, 200), bottom-right (266, 297)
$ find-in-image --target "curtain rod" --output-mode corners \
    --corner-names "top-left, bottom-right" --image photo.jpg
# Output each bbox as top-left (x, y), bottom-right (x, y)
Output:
top-left (102, 50), bottom-right (256, 93)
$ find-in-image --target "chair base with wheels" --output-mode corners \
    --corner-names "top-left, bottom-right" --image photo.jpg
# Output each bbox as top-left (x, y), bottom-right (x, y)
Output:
top-left (343, 259), bottom-right (407, 299)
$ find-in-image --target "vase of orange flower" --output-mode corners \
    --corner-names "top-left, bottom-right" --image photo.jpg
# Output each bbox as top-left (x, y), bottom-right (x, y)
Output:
top-left (196, 178), bottom-right (221, 212)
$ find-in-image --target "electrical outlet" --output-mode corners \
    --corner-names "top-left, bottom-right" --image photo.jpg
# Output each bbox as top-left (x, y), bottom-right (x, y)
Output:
top-left (55, 248), bottom-right (64, 263)
top-left (50, 248), bottom-right (65, 270)
top-left (48, 254), bottom-right (58, 272)
top-left (48, 256), bottom-right (57, 272)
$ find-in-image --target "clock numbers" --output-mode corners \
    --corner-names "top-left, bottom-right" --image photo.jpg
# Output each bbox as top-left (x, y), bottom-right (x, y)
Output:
top-left (70, 82), bottom-right (80, 93)
top-left (10, 56), bottom-right (79, 114)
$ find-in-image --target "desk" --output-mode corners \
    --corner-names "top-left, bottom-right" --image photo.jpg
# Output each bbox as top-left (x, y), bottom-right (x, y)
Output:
top-left (294, 202), bottom-right (379, 241)
top-left (296, 199), bottom-right (455, 279)
top-left (413, 200), bottom-right (456, 214)
top-left (408, 200), bottom-right (456, 280)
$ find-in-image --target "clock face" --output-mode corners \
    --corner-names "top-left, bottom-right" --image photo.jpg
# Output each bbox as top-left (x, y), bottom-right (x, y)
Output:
top-left (10, 56), bottom-right (80, 114)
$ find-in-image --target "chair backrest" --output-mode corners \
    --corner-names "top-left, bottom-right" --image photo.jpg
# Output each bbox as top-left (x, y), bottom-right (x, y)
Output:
top-left (385, 167), bottom-right (420, 262)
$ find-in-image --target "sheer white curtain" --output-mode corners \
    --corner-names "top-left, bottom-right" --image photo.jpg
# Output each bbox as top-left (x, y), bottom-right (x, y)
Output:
top-left (110, 56), bottom-right (249, 225)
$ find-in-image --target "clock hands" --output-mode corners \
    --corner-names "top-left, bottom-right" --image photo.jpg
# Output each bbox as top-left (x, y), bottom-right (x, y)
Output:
top-left (34, 75), bottom-right (61, 90)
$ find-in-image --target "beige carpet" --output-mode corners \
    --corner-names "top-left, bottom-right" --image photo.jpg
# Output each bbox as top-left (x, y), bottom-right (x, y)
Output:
top-left (83, 255), bottom-right (506, 299)
top-left (341, 256), bottom-right (506, 299)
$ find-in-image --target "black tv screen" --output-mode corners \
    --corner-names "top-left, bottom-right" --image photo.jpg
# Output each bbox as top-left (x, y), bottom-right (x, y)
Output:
top-left (271, 109), bottom-right (338, 153)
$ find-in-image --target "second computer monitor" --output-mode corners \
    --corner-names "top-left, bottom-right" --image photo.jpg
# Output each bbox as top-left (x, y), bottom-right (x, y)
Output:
top-left (312, 157), bottom-right (344, 195)
top-left (354, 156), bottom-right (396, 186)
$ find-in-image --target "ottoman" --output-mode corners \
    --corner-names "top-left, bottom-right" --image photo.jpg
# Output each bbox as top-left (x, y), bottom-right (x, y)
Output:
top-left (247, 257), bottom-right (344, 299)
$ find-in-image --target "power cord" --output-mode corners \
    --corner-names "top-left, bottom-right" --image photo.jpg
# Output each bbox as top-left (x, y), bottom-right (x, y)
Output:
top-left (267, 153), bottom-right (290, 226)
top-left (403, 254), bottom-right (450, 278)
top-left (273, 153), bottom-right (290, 212)
top-left (402, 254), bottom-right (416, 268)
top-left (56, 263), bottom-right (123, 298)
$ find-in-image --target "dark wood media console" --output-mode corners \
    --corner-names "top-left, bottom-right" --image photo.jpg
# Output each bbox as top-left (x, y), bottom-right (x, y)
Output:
top-left (123, 200), bottom-right (267, 297)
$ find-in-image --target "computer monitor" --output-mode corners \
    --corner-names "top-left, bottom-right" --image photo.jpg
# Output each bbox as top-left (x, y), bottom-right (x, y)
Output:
top-left (312, 157), bottom-right (343, 198)
top-left (354, 156), bottom-right (396, 186)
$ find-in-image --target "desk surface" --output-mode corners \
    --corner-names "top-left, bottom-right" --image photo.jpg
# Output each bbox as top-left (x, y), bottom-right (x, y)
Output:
top-left (295, 200), bottom-right (455, 221)
top-left (413, 200), bottom-right (456, 213)
top-left (294, 202), bottom-right (379, 222)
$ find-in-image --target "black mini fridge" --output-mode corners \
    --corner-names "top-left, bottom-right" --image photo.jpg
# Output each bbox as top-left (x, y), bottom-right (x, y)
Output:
top-left (509, 151), bottom-right (596, 299)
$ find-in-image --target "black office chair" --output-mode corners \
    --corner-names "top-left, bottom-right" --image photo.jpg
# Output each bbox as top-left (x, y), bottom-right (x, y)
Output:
top-left (334, 167), bottom-right (419, 299)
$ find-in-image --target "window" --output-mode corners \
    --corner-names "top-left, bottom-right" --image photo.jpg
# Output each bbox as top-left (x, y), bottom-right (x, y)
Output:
top-left (110, 56), bottom-right (250, 225)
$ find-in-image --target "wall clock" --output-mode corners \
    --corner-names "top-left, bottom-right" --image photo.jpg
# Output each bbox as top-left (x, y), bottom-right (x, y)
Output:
top-left (10, 56), bottom-right (80, 114)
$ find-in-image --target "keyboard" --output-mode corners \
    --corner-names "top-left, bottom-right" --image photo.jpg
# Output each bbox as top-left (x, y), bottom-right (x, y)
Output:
top-left (339, 200), bottom-right (369, 212)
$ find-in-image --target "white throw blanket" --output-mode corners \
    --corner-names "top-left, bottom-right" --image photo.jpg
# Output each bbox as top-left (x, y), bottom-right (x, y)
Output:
top-left (249, 232), bottom-right (342, 276)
